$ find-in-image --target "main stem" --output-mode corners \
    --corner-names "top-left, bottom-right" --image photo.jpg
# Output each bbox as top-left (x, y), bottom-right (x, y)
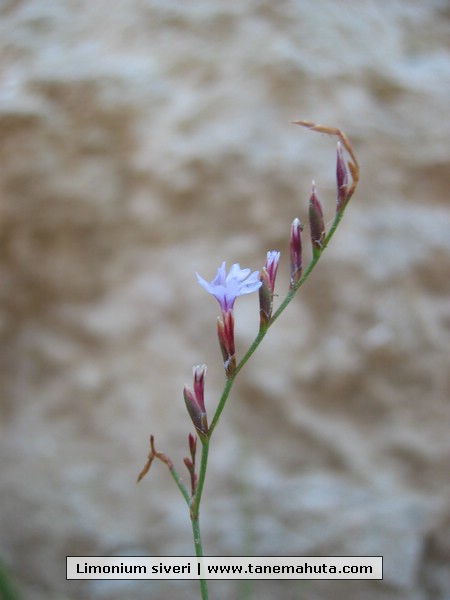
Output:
top-left (191, 516), bottom-right (208, 600)
top-left (190, 438), bottom-right (210, 600)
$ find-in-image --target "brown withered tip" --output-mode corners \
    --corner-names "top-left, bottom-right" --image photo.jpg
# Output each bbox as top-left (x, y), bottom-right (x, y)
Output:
top-left (292, 121), bottom-right (357, 163)
top-left (137, 434), bottom-right (174, 483)
top-left (137, 435), bottom-right (156, 483)
top-left (292, 120), bottom-right (359, 204)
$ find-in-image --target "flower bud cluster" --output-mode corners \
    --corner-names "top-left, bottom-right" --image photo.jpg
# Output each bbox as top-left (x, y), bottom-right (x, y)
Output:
top-left (138, 121), bottom-right (359, 550)
top-left (186, 135), bottom-right (352, 437)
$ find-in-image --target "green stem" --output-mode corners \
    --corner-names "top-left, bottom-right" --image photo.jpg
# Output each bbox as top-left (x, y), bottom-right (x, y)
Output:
top-left (208, 375), bottom-right (236, 436)
top-left (191, 438), bottom-right (210, 520)
top-left (190, 439), bottom-right (210, 600)
top-left (191, 517), bottom-right (208, 600)
top-left (168, 465), bottom-right (191, 506)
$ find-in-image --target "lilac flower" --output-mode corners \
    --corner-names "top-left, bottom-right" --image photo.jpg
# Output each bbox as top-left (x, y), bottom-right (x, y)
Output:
top-left (196, 262), bottom-right (262, 313)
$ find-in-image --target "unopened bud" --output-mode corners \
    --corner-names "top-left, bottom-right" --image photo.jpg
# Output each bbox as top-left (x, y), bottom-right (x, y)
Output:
top-left (309, 182), bottom-right (325, 256)
top-left (183, 365), bottom-right (208, 436)
top-left (184, 433), bottom-right (198, 496)
top-left (184, 386), bottom-right (203, 434)
top-left (217, 311), bottom-right (236, 377)
top-left (290, 218), bottom-right (303, 288)
top-left (336, 142), bottom-right (349, 213)
top-left (188, 432), bottom-right (197, 459)
top-left (259, 250), bottom-right (280, 325)
top-left (183, 457), bottom-right (194, 471)
top-left (192, 365), bottom-right (207, 413)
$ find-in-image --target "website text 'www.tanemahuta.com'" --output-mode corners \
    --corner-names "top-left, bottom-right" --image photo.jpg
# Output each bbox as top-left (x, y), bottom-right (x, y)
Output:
top-left (67, 556), bottom-right (383, 580)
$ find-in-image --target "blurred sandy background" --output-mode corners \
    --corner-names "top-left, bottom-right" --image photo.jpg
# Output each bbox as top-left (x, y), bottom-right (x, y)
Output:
top-left (1, 1), bottom-right (450, 599)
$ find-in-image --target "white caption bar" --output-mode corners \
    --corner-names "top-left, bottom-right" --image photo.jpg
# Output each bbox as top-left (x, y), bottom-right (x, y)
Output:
top-left (67, 556), bottom-right (383, 580)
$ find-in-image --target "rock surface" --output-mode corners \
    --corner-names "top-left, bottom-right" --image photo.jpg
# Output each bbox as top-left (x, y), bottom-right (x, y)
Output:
top-left (1, 1), bottom-right (450, 599)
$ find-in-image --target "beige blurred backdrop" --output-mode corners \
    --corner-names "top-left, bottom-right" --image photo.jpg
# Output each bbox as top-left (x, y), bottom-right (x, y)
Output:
top-left (1, 1), bottom-right (450, 599)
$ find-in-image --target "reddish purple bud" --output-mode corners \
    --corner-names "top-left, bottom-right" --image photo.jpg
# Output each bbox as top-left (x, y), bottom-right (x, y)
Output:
top-left (308, 182), bottom-right (325, 256)
top-left (290, 218), bottom-right (303, 288)
top-left (183, 365), bottom-right (208, 436)
top-left (263, 250), bottom-right (280, 292)
top-left (183, 386), bottom-right (202, 433)
top-left (183, 457), bottom-right (194, 471)
top-left (217, 311), bottom-right (236, 377)
top-left (336, 142), bottom-right (349, 213)
top-left (192, 365), bottom-right (206, 413)
top-left (259, 250), bottom-right (280, 326)
top-left (188, 432), bottom-right (197, 459)
top-left (184, 434), bottom-right (198, 496)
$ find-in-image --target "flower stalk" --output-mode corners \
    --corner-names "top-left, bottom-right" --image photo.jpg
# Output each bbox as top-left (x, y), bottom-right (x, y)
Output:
top-left (138, 120), bottom-right (360, 600)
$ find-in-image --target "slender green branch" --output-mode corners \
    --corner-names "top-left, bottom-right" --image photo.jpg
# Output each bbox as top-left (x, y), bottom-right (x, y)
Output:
top-left (208, 371), bottom-right (240, 436)
top-left (190, 438), bottom-right (210, 520)
top-left (137, 435), bottom-right (191, 505)
top-left (191, 515), bottom-right (208, 600)
top-left (190, 439), bottom-right (210, 600)
top-left (168, 465), bottom-right (191, 506)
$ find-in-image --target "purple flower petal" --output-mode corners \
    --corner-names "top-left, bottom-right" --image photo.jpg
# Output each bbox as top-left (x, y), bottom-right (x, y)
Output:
top-left (196, 262), bottom-right (262, 312)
